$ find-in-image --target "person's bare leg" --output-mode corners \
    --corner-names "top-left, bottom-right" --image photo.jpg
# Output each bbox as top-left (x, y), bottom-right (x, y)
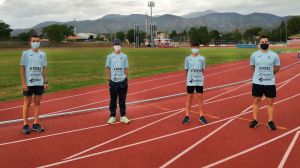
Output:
top-left (252, 97), bottom-right (262, 120)
top-left (23, 96), bottom-right (32, 125)
top-left (266, 98), bottom-right (274, 122)
top-left (185, 94), bottom-right (194, 116)
top-left (197, 93), bottom-right (204, 116)
top-left (33, 95), bottom-right (42, 124)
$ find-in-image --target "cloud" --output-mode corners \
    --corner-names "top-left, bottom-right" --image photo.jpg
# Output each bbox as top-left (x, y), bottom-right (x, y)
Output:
top-left (0, 0), bottom-right (299, 29)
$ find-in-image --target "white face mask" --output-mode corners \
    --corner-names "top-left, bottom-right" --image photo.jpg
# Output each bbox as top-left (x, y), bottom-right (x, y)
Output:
top-left (113, 45), bottom-right (121, 51)
top-left (31, 42), bottom-right (40, 49)
top-left (191, 48), bottom-right (199, 54)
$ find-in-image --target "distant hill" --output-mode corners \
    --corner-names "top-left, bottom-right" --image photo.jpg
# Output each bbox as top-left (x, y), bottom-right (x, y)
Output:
top-left (182, 10), bottom-right (217, 18)
top-left (11, 11), bottom-right (292, 36)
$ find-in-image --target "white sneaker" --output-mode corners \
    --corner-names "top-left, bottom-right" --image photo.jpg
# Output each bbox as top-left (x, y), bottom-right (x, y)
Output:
top-left (107, 117), bottom-right (116, 124)
top-left (120, 116), bottom-right (130, 124)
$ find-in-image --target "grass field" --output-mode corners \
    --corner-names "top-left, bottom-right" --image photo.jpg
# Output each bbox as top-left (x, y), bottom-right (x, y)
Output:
top-left (0, 47), bottom-right (295, 102)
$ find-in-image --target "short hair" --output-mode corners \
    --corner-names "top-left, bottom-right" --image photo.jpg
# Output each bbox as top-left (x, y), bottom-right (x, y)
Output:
top-left (259, 35), bottom-right (269, 40)
top-left (30, 31), bottom-right (40, 39)
top-left (191, 41), bottom-right (200, 47)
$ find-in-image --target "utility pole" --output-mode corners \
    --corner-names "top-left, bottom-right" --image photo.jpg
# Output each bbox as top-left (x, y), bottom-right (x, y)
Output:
top-left (134, 24), bottom-right (140, 48)
top-left (285, 21), bottom-right (288, 45)
top-left (145, 13), bottom-right (148, 35)
top-left (148, 1), bottom-right (155, 48)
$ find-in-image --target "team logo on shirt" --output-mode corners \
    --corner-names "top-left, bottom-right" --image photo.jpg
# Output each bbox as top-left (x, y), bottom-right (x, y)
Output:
top-left (30, 67), bottom-right (42, 71)
top-left (191, 69), bottom-right (202, 73)
top-left (189, 78), bottom-right (194, 83)
top-left (29, 78), bottom-right (42, 83)
top-left (259, 67), bottom-right (271, 70)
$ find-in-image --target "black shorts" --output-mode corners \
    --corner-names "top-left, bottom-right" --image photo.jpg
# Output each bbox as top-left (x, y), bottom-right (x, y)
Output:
top-left (187, 86), bottom-right (203, 94)
top-left (23, 86), bottom-right (45, 96)
top-left (252, 84), bottom-right (276, 98)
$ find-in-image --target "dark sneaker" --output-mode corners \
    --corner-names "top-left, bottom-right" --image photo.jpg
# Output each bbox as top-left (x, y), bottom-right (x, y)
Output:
top-left (32, 123), bottom-right (44, 132)
top-left (182, 116), bottom-right (190, 124)
top-left (249, 120), bottom-right (259, 128)
top-left (22, 124), bottom-right (31, 134)
top-left (199, 116), bottom-right (208, 124)
top-left (267, 121), bottom-right (277, 130)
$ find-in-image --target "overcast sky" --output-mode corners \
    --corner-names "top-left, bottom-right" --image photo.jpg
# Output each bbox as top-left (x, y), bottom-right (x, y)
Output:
top-left (1, 0), bottom-right (300, 29)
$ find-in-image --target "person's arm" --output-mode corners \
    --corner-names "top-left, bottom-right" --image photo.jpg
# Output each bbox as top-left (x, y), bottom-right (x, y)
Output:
top-left (250, 53), bottom-right (255, 73)
top-left (106, 68), bottom-right (111, 82)
top-left (251, 65), bottom-right (255, 72)
top-left (202, 57), bottom-right (205, 74)
top-left (124, 68), bottom-right (128, 77)
top-left (184, 57), bottom-right (188, 77)
top-left (105, 56), bottom-right (111, 83)
top-left (273, 54), bottom-right (280, 74)
top-left (274, 65), bottom-right (280, 74)
top-left (43, 67), bottom-right (48, 89)
top-left (20, 65), bottom-right (28, 91)
top-left (124, 56), bottom-right (129, 77)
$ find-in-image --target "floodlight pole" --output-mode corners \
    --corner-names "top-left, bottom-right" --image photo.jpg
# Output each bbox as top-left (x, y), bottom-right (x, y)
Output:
top-left (148, 1), bottom-right (155, 48)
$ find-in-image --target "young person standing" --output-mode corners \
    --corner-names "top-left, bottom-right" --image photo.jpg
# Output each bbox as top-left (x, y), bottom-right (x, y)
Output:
top-left (249, 36), bottom-right (280, 130)
top-left (20, 32), bottom-right (48, 134)
top-left (105, 39), bottom-right (130, 124)
top-left (182, 41), bottom-right (208, 125)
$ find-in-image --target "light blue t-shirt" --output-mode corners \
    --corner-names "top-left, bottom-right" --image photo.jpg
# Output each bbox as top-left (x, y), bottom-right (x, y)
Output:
top-left (185, 55), bottom-right (205, 86)
top-left (105, 52), bottom-right (129, 82)
top-left (20, 49), bottom-right (47, 86)
top-left (250, 50), bottom-right (280, 85)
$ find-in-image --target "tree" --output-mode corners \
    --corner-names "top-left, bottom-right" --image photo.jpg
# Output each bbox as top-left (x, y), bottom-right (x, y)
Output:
top-left (188, 27), bottom-right (210, 45)
top-left (270, 21), bottom-right (286, 42)
top-left (17, 29), bottom-right (37, 41)
top-left (139, 31), bottom-right (147, 44)
top-left (188, 27), bottom-right (199, 43)
top-left (169, 30), bottom-right (178, 41)
top-left (42, 24), bottom-right (74, 43)
top-left (180, 30), bottom-right (188, 42)
top-left (116, 31), bottom-right (125, 42)
top-left (188, 26), bottom-right (210, 45)
top-left (244, 27), bottom-right (262, 42)
top-left (287, 16), bottom-right (300, 36)
top-left (209, 30), bottom-right (220, 44)
top-left (0, 20), bottom-right (12, 41)
top-left (126, 29), bottom-right (134, 43)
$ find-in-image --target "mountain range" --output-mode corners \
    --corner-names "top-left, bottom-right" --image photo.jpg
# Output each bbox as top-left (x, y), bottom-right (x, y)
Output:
top-left (11, 10), bottom-right (292, 36)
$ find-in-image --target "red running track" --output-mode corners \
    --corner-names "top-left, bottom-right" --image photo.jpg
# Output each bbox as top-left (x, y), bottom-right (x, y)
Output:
top-left (0, 53), bottom-right (299, 167)
top-left (0, 53), bottom-right (297, 122)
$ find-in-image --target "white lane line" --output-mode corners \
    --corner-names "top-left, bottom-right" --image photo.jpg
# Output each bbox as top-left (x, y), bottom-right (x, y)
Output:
top-left (0, 78), bottom-right (252, 125)
top-left (63, 110), bottom-right (183, 160)
top-left (1, 54), bottom-right (296, 112)
top-left (63, 78), bottom-right (251, 160)
top-left (0, 83), bottom-right (254, 146)
top-left (203, 128), bottom-right (300, 168)
top-left (278, 130), bottom-right (300, 168)
top-left (24, 59), bottom-right (300, 116)
top-left (37, 93), bottom-right (300, 168)
top-left (0, 109), bottom-right (182, 146)
top-left (0, 61), bottom-right (247, 112)
top-left (159, 72), bottom-right (300, 168)
top-left (160, 105), bottom-right (253, 168)
top-left (48, 65), bottom-right (250, 115)
top-left (48, 80), bottom-right (186, 115)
